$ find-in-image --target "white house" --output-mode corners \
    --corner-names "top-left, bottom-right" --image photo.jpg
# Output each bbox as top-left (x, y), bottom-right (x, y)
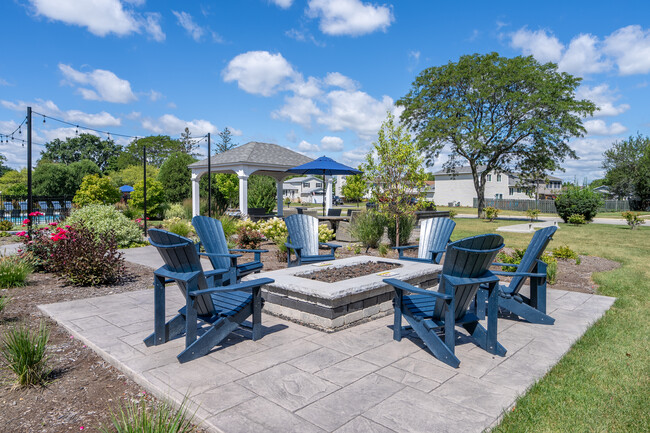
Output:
top-left (283, 175), bottom-right (325, 203)
top-left (433, 166), bottom-right (562, 206)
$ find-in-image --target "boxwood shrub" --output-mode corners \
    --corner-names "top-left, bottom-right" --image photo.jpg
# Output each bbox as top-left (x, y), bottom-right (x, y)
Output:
top-left (66, 204), bottom-right (142, 247)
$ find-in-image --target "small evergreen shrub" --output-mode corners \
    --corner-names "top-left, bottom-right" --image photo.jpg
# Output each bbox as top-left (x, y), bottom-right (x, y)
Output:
top-left (318, 224), bottom-right (335, 243)
top-left (219, 215), bottom-right (239, 239)
top-left (48, 222), bottom-right (126, 286)
top-left (236, 226), bottom-right (264, 250)
top-left (0, 255), bottom-right (33, 288)
top-left (0, 219), bottom-right (13, 231)
top-left (101, 396), bottom-right (197, 433)
top-left (525, 208), bottom-right (541, 221)
top-left (1, 321), bottom-right (50, 387)
top-left (621, 211), bottom-right (646, 229)
top-left (164, 217), bottom-right (192, 238)
top-left (387, 214), bottom-right (415, 246)
top-left (164, 203), bottom-right (188, 220)
top-left (378, 243), bottom-right (389, 257)
top-left (484, 206), bottom-right (500, 222)
top-left (66, 204), bottom-right (142, 247)
top-left (552, 245), bottom-right (580, 264)
top-left (73, 174), bottom-right (121, 206)
top-left (568, 214), bottom-right (586, 225)
top-left (496, 248), bottom-right (558, 284)
top-left (554, 185), bottom-right (603, 222)
top-left (351, 211), bottom-right (386, 252)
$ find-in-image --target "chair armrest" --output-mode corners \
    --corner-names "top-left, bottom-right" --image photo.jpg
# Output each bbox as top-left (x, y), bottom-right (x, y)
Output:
top-left (153, 266), bottom-right (201, 283)
top-left (443, 273), bottom-right (500, 287)
top-left (189, 277), bottom-right (275, 297)
top-left (285, 242), bottom-right (302, 252)
top-left (230, 248), bottom-right (269, 254)
top-left (429, 248), bottom-right (446, 254)
top-left (492, 270), bottom-right (547, 278)
top-left (383, 278), bottom-right (452, 300)
top-left (392, 245), bottom-right (418, 251)
top-left (199, 252), bottom-right (242, 259)
top-left (320, 242), bottom-right (341, 250)
top-left (492, 262), bottom-right (519, 268)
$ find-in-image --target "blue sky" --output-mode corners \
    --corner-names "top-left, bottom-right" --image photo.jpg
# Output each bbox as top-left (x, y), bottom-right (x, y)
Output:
top-left (1, 0), bottom-right (649, 182)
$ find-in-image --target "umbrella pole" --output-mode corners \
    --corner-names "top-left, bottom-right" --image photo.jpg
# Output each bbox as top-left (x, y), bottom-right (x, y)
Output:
top-left (323, 172), bottom-right (326, 216)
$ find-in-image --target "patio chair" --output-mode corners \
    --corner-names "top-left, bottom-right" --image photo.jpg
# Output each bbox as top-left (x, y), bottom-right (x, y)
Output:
top-left (285, 214), bottom-right (341, 267)
top-left (327, 208), bottom-right (341, 217)
top-left (8, 202), bottom-right (20, 221)
top-left (476, 226), bottom-right (557, 325)
top-left (18, 201), bottom-right (28, 216)
top-left (39, 201), bottom-right (54, 220)
top-left (192, 215), bottom-right (267, 283)
top-left (393, 217), bottom-right (456, 264)
top-left (385, 234), bottom-right (506, 368)
top-left (143, 229), bottom-right (274, 363)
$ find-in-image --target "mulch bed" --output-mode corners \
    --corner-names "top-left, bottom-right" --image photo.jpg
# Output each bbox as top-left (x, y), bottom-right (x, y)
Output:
top-left (297, 261), bottom-right (401, 283)
top-left (0, 239), bottom-right (619, 432)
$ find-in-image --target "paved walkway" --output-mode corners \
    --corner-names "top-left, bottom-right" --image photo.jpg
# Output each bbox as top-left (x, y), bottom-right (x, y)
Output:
top-left (39, 286), bottom-right (614, 433)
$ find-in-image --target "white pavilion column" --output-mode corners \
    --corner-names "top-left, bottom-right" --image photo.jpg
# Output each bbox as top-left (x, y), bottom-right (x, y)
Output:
top-left (191, 172), bottom-right (200, 216)
top-left (238, 174), bottom-right (249, 216)
top-left (325, 176), bottom-right (333, 214)
top-left (276, 179), bottom-right (284, 217)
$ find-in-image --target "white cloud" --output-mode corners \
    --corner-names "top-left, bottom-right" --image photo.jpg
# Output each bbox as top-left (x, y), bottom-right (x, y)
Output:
top-left (407, 50), bottom-right (420, 71)
top-left (583, 119), bottom-right (627, 136)
top-left (148, 90), bottom-right (163, 101)
top-left (0, 78), bottom-right (10, 86)
top-left (222, 51), bottom-right (297, 96)
top-left (1, 98), bottom-right (122, 127)
top-left (142, 114), bottom-right (217, 136)
top-left (272, 96), bottom-right (323, 127)
top-left (510, 28), bottom-right (563, 63)
top-left (59, 64), bottom-right (136, 103)
top-left (271, 0), bottom-right (294, 8)
top-left (297, 140), bottom-right (319, 152)
top-left (342, 149), bottom-right (367, 163)
top-left (307, 0), bottom-right (394, 36)
top-left (318, 90), bottom-right (395, 139)
top-left (172, 11), bottom-right (204, 42)
top-left (323, 72), bottom-right (358, 91)
top-left (143, 12), bottom-right (165, 42)
top-left (40, 126), bottom-right (100, 142)
top-left (558, 34), bottom-right (610, 75)
top-left (603, 25), bottom-right (650, 75)
top-left (28, 0), bottom-right (164, 40)
top-left (288, 76), bottom-right (323, 98)
top-left (227, 127), bottom-right (243, 136)
top-left (320, 136), bottom-right (344, 151)
top-left (576, 84), bottom-right (630, 117)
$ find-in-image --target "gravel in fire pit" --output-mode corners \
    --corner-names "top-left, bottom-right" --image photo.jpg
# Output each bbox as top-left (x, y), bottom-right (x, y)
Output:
top-left (298, 261), bottom-right (402, 283)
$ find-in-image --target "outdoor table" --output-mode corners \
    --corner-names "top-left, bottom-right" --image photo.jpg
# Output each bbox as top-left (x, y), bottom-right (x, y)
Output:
top-left (317, 215), bottom-right (350, 233)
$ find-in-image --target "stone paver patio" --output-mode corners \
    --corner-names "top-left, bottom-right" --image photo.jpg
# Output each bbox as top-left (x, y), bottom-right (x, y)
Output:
top-left (39, 285), bottom-right (614, 433)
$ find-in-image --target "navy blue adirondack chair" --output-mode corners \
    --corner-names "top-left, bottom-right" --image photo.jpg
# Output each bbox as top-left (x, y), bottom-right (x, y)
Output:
top-left (285, 214), bottom-right (341, 267)
top-left (477, 225), bottom-right (558, 325)
top-left (192, 216), bottom-right (267, 284)
top-left (144, 229), bottom-right (274, 363)
top-left (393, 217), bottom-right (456, 264)
top-left (385, 234), bottom-right (506, 368)
top-left (327, 208), bottom-right (341, 216)
top-left (52, 201), bottom-right (62, 215)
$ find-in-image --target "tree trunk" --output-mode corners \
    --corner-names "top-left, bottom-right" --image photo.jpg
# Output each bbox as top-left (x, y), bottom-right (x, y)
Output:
top-left (395, 215), bottom-right (401, 248)
top-left (471, 166), bottom-right (487, 219)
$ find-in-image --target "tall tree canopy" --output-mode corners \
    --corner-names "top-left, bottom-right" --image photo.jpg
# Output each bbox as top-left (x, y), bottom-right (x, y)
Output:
top-left (0, 168), bottom-right (28, 195)
top-left (121, 135), bottom-right (184, 168)
top-left (602, 134), bottom-right (650, 205)
top-left (33, 159), bottom-right (100, 196)
top-left (0, 154), bottom-right (12, 178)
top-left (215, 127), bottom-right (238, 154)
top-left (397, 53), bottom-right (596, 216)
top-left (40, 133), bottom-right (121, 171)
top-left (157, 152), bottom-right (197, 203)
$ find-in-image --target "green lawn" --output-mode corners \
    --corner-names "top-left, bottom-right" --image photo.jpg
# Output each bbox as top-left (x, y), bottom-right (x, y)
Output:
top-left (449, 219), bottom-right (649, 432)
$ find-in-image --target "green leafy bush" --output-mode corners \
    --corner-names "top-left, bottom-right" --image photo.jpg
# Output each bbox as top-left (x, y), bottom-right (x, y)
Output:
top-left (621, 211), bottom-right (646, 229)
top-left (448, 209), bottom-right (458, 219)
top-left (484, 206), bottom-right (500, 222)
top-left (219, 215), bottom-right (239, 239)
top-left (568, 214), bottom-right (586, 225)
top-left (1, 321), bottom-right (50, 387)
top-left (351, 211), bottom-right (386, 252)
top-left (496, 248), bottom-right (558, 284)
top-left (318, 224), bottom-right (335, 243)
top-left (164, 217), bottom-right (192, 237)
top-left (552, 245), bottom-right (580, 264)
top-left (525, 208), bottom-right (541, 221)
top-left (378, 243), bottom-right (389, 257)
top-left (164, 203), bottom-right (189, 220)
top-left (101, 396), bottom-right (197, 433)
top-left (236, 226), bottom-right (264, 250)
top-left (48, 222), bottom-right (126, 286)
top-left (387, 214), bottom-right (415, 246)
top-left (67, 204), bottom-right (142, 247)
top-left (554, 185), bottom-right (603, 222)
top-left (129, 179), bottom-right (167, 219)
top-left (0, 295), bottom-right (10, 314)
top-left (73, 174), bottom-right (121, 206)
top-left (248, 175), bottom-right (277, 213)
top-left (0, 255), bottom-right (33, 288)
top-left (0, 219), bottom-right (13, 231)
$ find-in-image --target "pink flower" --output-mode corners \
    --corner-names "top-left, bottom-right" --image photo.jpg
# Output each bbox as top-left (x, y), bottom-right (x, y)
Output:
top-left (29, 211), bottom-right (44, 216)
top-left (48, 222), bottom-right (58, 226)
top-left (23, 218), bottom-right (30, 224)
top-left (16, 231), bottom-right (26, 237)
top-left (65, 225), bottom-right (71, 229)
top-left (80, 426), bottom-right (84, 430)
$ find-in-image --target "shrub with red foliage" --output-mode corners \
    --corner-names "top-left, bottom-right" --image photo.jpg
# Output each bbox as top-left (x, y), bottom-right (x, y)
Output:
top-left (236, 226), bottom-right (264, 250)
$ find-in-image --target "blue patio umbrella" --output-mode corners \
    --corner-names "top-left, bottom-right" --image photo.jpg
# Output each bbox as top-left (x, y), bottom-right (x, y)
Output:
top-left (287, 156), bottom-right (362, 214)
top-left (119, 185), bottom-right (135, 193)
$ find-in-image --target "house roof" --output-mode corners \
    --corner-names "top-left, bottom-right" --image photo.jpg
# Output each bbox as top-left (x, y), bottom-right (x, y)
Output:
top-left (284, 175), bottom-right (321, 183)
top-left (188, 141), bottom-right (312, 171)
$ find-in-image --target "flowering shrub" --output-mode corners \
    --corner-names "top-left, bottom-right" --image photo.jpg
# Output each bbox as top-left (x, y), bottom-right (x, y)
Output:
top-left (236, 225), bottom-right (264, 250)
top-left (622, 211), bottom-right (646, 229)
top-left (163, 217), bottom-right (193, 237)
top-left (258, 218), bottom-right (287, 241)
top-left (66, 204), bottom-right (142, 247)
top-left (318, 224), bottom-right (335, 243)
top-left (484, 206), bottom-right (500, 222)
top-left (0, 219), bottom-right (13, 231)
top-left (235, 218), bottom-right (261, 232)
top-left (497, 248), bottom-right (558, 284)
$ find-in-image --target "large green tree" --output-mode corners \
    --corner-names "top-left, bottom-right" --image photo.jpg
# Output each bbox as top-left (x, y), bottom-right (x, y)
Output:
top-left (40, 133), bottom-right (121, 171)
top-left (341, 170), bottom-right (367, 206)
top-left (157, 152), bottom-right (197, 203)
top-left (0, 168), bottom-right (27, 195)
top-left (121, 136), bottom-right (184, 168)
top-left (109, 164), bottom-right (159, 187)
top-left (602, 134), bottom-right (650, 205)
top-left (215, 127), bottom-right (238, 154)
top-left (73, 174), bottom-right (121, 206)
top-left (248, 175), bottom-right (276, 213)
top-left (33, 159), bottom-right (100, 196)
top-left (0, 154), bottom-right (12, 178)
top-left (397, 53), bottom-right (596, 217)
top-left (364, 113), bottom-right (427, 246)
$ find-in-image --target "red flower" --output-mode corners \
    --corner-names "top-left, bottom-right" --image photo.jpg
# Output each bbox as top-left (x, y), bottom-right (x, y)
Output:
top-left (48, 222), bottom-right (58, 226)
top-left (29, 211), bottom-right (44, 216)
top-left (16, 231), bottom-right (27, 237)
top-left (23, 218), bottom-right (30, 224)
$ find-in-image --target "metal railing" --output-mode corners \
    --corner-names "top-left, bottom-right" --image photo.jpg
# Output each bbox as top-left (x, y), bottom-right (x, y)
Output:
top-left (0, 195), bottom-right (74, 224)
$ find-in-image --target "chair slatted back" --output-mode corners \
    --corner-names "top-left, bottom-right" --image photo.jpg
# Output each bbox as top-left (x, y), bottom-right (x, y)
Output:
top-left (148, 229), bottom-right (214, 316)
top-left (3, 202), bottom-right (12, 210)
top-left (52, 201), bottom-right (62, 210)
top-left (18, 201), bottom-right (27, 211)
top-left (192, 216), bottom-right (230, 271)
top-left (327, 208), bottom-right (341, 217)
top-left (509, 226), bottom-right (557, 294)
top-left (418, 218), bottom-right (456, 261)
top-left (285, 214), bottom-right (319, 256)
top-left (435, 234), bottom-right (504, 320)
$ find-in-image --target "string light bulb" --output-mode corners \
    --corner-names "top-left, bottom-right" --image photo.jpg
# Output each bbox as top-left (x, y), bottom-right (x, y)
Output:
top-left (43, 115), bottom-right (46, 124)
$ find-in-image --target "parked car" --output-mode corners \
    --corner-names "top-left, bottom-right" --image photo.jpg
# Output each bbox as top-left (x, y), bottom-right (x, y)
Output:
top-left (333, 195), bottom-right (344, 205)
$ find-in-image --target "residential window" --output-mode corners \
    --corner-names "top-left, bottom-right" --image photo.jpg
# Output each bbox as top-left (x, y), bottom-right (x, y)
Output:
top-left (509, 188), bottom-right (514, 196)
top-left (497, 174), bottom-right (502, 182)
top-left (303, 182), bottom-right (309, 188)
top-left (487, 174), bottom-right (492, 182)
top-left (316, 183), bottom-right (322, 188)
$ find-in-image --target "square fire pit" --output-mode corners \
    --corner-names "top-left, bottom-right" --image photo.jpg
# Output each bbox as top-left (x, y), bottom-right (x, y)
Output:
top-left (250, 256), bottom-right (442, 331)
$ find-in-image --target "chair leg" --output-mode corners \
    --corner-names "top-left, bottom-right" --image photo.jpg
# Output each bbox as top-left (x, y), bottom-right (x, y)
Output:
top-left (252, 287), bottom-right (262, 341)
top-left (499, 297), bottom-right (555, 325)
top-left (475, 288), bottom-right (488, 320)
top-left (144, 314), bottom-right (186, 347)
top-left (393, 289), bottom-right (403, 341)
top-left (405, 315), bottom-right (460, 368)
top-left (462, 321), bottom-right (507, 357)
top-left (177, 317), bottom-right (240, 363)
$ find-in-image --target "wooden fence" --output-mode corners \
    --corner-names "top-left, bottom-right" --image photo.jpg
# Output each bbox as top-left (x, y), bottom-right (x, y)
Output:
top-left (473, 198), bottom-right (631, 213)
